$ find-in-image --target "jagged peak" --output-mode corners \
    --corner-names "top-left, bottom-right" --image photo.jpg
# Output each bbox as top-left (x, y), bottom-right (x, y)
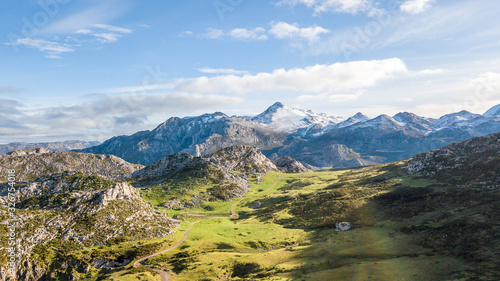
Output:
top-left (270, 101), bottom-right (285, 109)
top-left (252, 102), bottom-right (344, 132)
top-left (439, 110), bottom-right (478, 119)
top-left (394, 111), bottom-right (417, 118)
top-left (351, 112), bottom-right (369, 121)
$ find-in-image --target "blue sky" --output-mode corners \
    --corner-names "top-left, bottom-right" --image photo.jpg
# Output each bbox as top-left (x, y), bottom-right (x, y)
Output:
top-left (1, 0), bottom-right (500, 143)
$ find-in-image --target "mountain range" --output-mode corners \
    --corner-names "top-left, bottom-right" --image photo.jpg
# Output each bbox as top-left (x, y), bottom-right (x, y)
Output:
top-left (79, 102), bottom-right (500, 168)
top-left (2, 131), bottom-right (498, 280)
top-left (0, 140), bottom-right (100, 156)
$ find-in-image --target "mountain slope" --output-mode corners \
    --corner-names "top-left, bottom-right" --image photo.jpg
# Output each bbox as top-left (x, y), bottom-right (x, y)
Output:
top-left (402, 132), bottom-right (500, 187)
top-left (0, 150), bottom-right (177, 280)
top-left (82, 113), bottom-right (286, 165)
top-left (133, 145), bottom-right (278, 208)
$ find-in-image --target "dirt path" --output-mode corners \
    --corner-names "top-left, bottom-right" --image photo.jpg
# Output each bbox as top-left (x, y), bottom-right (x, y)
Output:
top-left (133, 218), bottom-right (209, 280)
top-left (133, 176), bottom-right (283, 280)
top-left (230, 176), bottom-right (283, 217)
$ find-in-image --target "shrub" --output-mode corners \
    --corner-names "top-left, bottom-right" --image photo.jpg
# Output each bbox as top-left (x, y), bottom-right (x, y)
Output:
top-left (231, 262), bottom-right (261, 278)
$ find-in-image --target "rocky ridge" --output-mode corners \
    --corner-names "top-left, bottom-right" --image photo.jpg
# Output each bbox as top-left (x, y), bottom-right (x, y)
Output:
top-left (0, 140), bottom-right (100, 156)
top-left (0, 149), bottom-right (143, 182)
top-left (134, 146), bottom-right (279, 198)
top-left (402, 132), bottom-right (500, 188)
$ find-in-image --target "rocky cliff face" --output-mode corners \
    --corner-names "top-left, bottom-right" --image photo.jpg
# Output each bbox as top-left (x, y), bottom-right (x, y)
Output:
top-left (82, 113), bottom-right (286, 165)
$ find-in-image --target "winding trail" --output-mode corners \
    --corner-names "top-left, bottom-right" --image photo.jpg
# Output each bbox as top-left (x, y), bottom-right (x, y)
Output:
top-left (133, 176), bottom-right (283, 280)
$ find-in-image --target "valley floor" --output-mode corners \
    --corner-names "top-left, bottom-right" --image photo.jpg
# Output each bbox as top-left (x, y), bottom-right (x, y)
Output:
top-left (76, 166), bottom-right (498, 281)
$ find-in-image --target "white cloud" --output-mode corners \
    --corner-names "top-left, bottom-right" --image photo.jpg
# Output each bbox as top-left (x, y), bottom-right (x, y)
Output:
top-left (297, 92), bottom-right (361, 103)
top-left (269, 22), bottom-right (329, 42)
top-left (175, 58), bottom-right (408, 95)
top-left (11, 38), bottom-right (74, 59)
top-left (229, 28), bottom-right (268, 41)
top-left (11, 10), bottom-right (132, 58)
top-left (104, 84), bottom-right (174, 94)
top-left (198, 68), bottom-right (249, 75)
top-left (92, 24), bottom-right (132, 34)
top-left (400, 0), bottom-right (434, 15)
top-left (75, 29), bottom-right (92, 35)
top-left (297, 1), bottom-right (497, 58)
top-left (42, 1), bottom-right (128, 34)
top-left (17, 93), bottom-right (244, 141)
top-left (198, 23), bottom-right (328, 42)
top-left (180, 30), bottom-right (194, 37)
top-left (416, 69), bottom-right (448, 75)
top-left (202, 28), bottom-right (225, 39)
top-left (277, 0), bottom-right (375, 15)
top-left (75, 24), bottom-right (133, 43)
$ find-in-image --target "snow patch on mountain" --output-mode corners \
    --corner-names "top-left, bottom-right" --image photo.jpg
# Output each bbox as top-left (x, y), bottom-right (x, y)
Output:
top-left (336, 112), bottom-right (370, 129)
top-left (252, 102), bottom-right (344, 133)
top-left (431, 111), bottom-right (482, 130)
top-left (484, 104), bottom-right (500, 117)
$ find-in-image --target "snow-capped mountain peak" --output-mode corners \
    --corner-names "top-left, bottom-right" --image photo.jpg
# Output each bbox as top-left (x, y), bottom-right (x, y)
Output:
top-left (351, 112), bottom-right (369, 122)
top-left (484, 104), bottom-right (500, 117)
top-left (432, 110), bottom-right (481, 130)
top-left (335, 112), bottom-right (369, 129)
top-left (252, 102), bottom-right (344, 133)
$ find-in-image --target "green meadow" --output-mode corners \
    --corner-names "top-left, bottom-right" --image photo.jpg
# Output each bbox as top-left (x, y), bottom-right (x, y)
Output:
top-left (73, 164), bottom-right (495, 280)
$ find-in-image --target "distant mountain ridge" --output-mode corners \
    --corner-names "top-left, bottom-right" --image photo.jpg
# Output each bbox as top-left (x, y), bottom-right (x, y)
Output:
top-left (79, 102), bottom-right (500, 167)
top-left (0, 140), bottom-right (100, 155)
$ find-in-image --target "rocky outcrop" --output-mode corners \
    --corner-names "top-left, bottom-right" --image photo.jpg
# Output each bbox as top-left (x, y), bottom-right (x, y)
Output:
top-left (401, 132), bottom-right (500, 189)
top-left (274, 156), bottom-right (309, 173)
top-left (98, 182), bottom-right (141, 205)
top-left (7, 147), bottom-right (51, 157)
top-left (250, 201), bottom-right (262, 209)
top-left (210, 145), bottom-right (277, 176)
top-left (0, 150), bottom-right (143, 182)
top-left (90, 259), bottom-right (130, 269)
top-left (0, 155), bottom-right (178, 281)
top-left (335, 222), bottom-right (351, 231)
top-left (132, 146), bottom-right (279, 204)
top-left (132, 153), bottom-right (206, 179)
top-left (134, 145), bottom-right (278, 189)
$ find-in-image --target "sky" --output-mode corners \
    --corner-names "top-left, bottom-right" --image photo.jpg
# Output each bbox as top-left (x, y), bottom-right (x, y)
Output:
top-left (1, 0), bottom-right (500, 143)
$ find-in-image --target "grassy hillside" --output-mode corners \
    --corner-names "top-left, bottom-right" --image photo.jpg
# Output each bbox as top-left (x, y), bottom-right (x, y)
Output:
top-left (84, 162), bottom-right (498, 280)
